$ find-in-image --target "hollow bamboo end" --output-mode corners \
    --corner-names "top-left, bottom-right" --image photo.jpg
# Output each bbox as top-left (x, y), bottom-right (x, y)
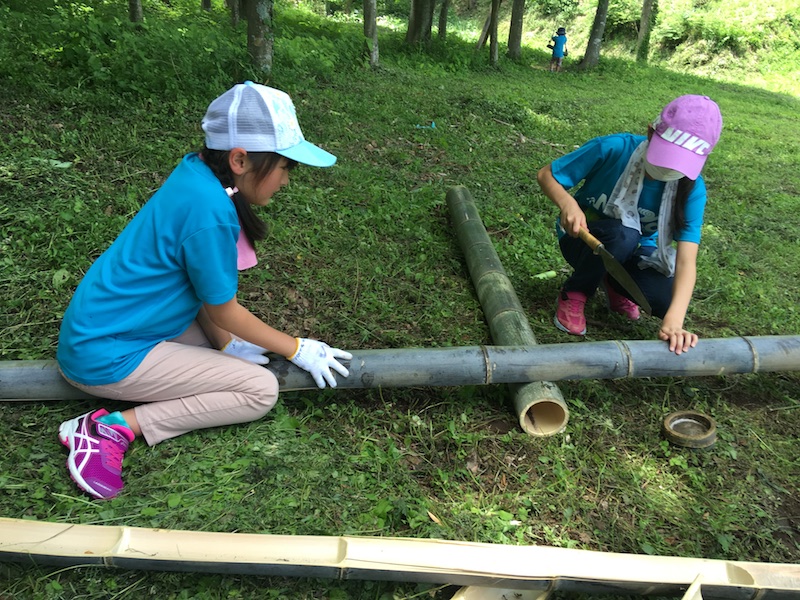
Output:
top-left (518, 398), bottom-right (569, 437)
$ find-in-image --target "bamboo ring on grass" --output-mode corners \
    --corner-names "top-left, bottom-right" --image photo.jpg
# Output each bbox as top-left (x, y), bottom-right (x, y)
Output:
top-left (662, 410), bottom-right (717, 448)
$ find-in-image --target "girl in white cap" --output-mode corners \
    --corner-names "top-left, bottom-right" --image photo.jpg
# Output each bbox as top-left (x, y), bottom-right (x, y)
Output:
top-left (537, 94), bottom-right (723, 353)
top-left (56, 82), bottom-right (351, 500)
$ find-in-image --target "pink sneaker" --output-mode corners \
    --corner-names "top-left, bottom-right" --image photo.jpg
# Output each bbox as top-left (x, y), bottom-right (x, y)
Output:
top-left (603, 275), bottom-right (640, 320)
top-left (58, 409), bottom-right (135, 500)
top-left (554, 290), bottom-right (587, 336)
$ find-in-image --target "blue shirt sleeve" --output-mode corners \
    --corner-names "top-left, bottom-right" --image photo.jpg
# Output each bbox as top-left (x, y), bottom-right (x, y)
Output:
top-left (551, 136), bottom-right (610, 191)
top-left (181, 225), bottom-right (239, 306)
top-left (675, 176), bottom-right (707, 244)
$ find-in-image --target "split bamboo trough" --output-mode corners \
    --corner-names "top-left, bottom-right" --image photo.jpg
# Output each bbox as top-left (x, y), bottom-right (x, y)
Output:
top-left (1, 518), bottom-right (800, 598)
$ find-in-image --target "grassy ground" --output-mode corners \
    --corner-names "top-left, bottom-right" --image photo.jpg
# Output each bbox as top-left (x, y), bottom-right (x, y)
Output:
top-left (1, 1), bottom-right (799, 598)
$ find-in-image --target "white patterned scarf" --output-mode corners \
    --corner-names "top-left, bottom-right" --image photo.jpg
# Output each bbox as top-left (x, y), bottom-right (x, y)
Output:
top-left (602, 140), bottom-right (679, 277)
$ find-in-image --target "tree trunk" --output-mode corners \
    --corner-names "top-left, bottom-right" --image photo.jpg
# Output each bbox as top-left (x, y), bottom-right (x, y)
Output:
top-left (489, 0), bottom-right (500, 66)
top-left (364, 0), bottom-right (379, 68)
top-left (227, 0), bottom-right (242, 26)
top-left (438, 0), bottom-right (449, 40)
top-left (579, 0), bottom-right (609, 69)
top-left (476, 12), bottom-right (491, 49)
top-left (406, 0), bottom-right (417, 43)
top-left (476, 0), bottom-right (502, 50)
top-left (507, 0), bottom-right (525, 60)
top-left (201, 0), bottom-right (212, 10)
top-left (244, 0), bottom-right (274, 78)
top-left (128, 0), bottom-right (143, 22)
top-left (405, 0), bottom-right (434, 44)
top-left (636, 0), bottom-right (657, 63)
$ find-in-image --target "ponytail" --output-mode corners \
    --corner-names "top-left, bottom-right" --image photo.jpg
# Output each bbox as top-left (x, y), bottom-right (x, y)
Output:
top-left (200, 147), bottom-right (297, 245)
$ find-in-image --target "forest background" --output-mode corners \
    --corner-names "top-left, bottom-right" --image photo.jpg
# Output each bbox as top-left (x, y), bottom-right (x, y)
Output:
top-left (1, 0), bottom-right (799, 598)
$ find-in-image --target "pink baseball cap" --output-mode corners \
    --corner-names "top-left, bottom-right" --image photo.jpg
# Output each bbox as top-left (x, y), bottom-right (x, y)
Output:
top-left (647, 95), bottom-right (722, 180)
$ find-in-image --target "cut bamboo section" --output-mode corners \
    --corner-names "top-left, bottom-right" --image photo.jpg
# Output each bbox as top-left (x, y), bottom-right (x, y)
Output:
top-left (447, 185), bottom-right (569, 436)
top-left (1, 518), bottom-right (799, 598)
top-left (2, 337), bottom-right (799, 402)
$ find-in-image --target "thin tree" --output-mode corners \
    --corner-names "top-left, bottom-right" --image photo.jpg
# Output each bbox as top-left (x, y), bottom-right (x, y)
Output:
top-left (128, 0), bottom-right (143, 22)
top-left (244, 0), bottom-right (274, 77)
top-left (476, 0), bottom-right (502, 50)
top-left (201, 0), bottom-right (211, 10)
top-left (364, 0), bottom-right (379, 68)
top-left (579, 0), bottom-right (609, 69)
top-left (489, 0), bottom-right (500, 66)
top-left (636, 0), bottom-right (657, 63)
top-left (507, 0), bottom-right (525, 60)
top-left (476, 11), bottom-right (491, 49)
top-left (227, 0), bottom-right (243, 26)
top-left (438, 0), bottom-right (449, 40)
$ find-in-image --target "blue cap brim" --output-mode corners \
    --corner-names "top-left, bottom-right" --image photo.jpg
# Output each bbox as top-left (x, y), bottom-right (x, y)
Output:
top-left (278, 140), bottom-right (337, 167)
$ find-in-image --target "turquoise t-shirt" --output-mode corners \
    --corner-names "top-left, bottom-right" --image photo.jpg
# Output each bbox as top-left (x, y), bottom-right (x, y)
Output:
top-left (550, 133), bottom-right (707, 247)
top-left (57, 153), bottom-right (240, 385)
top-left (551, 34), bottom-right (567, 58)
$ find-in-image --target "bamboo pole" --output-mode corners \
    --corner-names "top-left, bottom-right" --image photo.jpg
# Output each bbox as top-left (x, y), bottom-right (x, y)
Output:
top-left (447, 185), bottom-right (569, 436)
top-left (2, 336), bottom-right (800, 401)
top-left (1, 518), bottom-right (799, 598)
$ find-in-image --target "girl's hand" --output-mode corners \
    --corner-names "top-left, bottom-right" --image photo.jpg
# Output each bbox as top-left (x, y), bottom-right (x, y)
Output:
top-left (658, 323), bottom-right (698, 355)
top-left (560, 204), bottom-right (587, 238)
top-left (289, 338), bottom-right (352, 389)
top-left (222, 338), bottom-right (270, 365)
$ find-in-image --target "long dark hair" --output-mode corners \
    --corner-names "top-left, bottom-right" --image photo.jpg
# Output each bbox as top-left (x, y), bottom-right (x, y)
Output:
top-left (200, 146), bottom-right (297, 245)
top-left (673, 177), bottom-right (695, 232)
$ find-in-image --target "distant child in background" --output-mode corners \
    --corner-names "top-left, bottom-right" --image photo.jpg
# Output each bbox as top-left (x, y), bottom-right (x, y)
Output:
top-left (56, 81), bottom-right (352, 500)
top-left (549, 27), bottom-right (568, 72)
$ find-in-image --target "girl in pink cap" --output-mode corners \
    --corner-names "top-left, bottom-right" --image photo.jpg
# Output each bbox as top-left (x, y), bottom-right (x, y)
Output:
top-left (537, 94), bottom-right (722, 353)
top-left (56, 82), bottom-right (352, 500)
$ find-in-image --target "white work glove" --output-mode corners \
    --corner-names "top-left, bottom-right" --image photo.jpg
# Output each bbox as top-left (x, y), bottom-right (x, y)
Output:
top-left (222, 338), bottom-right (270, 365)
top-left (289, 338), bottom-right (352, 389)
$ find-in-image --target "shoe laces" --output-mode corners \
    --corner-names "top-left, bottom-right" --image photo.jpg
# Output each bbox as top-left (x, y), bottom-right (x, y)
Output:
top-left (100, 438), bottom-right (126, 471)
top-left (561, 291), bottom-right (586, 314)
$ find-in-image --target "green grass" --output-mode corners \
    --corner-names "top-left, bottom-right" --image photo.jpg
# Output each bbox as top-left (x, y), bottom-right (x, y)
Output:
top-left (1, 0), bottom-right (799, 598)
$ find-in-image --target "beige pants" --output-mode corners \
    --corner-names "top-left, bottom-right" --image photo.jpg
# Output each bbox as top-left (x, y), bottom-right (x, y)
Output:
top-left (62, 322), bottom-right (279, 446)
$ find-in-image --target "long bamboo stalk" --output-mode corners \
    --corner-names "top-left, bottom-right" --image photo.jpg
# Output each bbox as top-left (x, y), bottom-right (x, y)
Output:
top-left (447, 185), bottom-right (569, 436)
top-left (2, 336), bottom-right (799, 401)
top-left (1, 518), bottom-right (798, 598)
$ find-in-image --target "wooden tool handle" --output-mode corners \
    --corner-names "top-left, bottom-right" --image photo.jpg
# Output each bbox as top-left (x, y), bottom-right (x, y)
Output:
top-left (577, 228), bottom-right (602, 254)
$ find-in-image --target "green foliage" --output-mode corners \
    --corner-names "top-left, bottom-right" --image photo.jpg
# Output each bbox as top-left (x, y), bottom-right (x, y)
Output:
top-left (1, 1), bottom-right (249, 107)
top-left (604, 0), bottom-right (642, 40)
top-left (534, 0), bottom-right (581, 20)
top-left (276, 7), bottom-right (366, 82)
top-left (654, 0), bottom-right (800, 56)
top-left (382, 0), bottom-right (413, 18)
top-left (518, 0), bottom-right (800, 94)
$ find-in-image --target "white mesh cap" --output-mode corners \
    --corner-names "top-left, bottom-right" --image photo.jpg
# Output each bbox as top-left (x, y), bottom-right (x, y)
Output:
top-left (202, 81), bottom-right (336, 167)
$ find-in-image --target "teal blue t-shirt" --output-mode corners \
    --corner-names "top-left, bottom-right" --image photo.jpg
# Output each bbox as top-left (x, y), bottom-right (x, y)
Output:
top-left (550, 133), bottom-right (707, 247)
top-left (551, 34), bottom-right (567, 58)
top-left (57, 153), bottom-right (240, 385)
